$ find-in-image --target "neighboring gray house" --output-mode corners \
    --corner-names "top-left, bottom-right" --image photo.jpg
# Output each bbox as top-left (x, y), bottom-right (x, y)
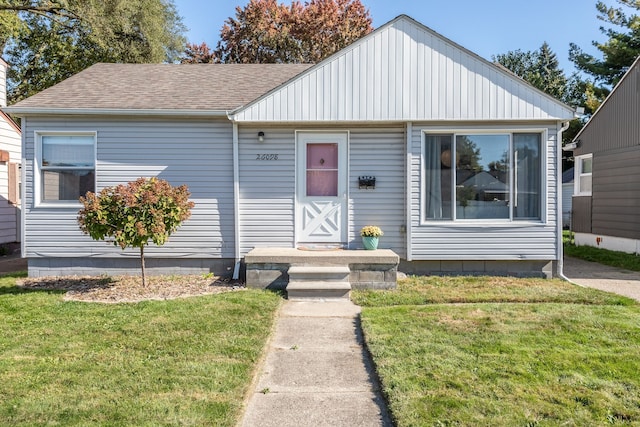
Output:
top-left (0, 58), bottom-right (22, 245)
top-left (4, 15), bottom-right (574, 279)
top-left (570, 55), bottom-right (640, 254)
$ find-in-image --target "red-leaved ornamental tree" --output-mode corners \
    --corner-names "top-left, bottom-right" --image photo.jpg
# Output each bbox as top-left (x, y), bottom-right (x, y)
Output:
top-left (78, 177), bottom-right (195, 286)
top-left (188, 0), bottom-right (373, 64)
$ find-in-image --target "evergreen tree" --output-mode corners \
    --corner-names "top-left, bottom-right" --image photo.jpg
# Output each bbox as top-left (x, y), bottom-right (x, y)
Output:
top-left (494, 42), bottom-right (568, 102)
top-left (569, 0), bottom-right (640, 87)
top-left (530, 42), bottom-right (567, 100)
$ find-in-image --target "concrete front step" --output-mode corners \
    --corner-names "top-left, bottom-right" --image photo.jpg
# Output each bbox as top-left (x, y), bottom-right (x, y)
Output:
top-left (288, 266), bottom-right (351, 281)
top-left (287, 266), bottom-right (351, 300)
top-left (245, 248), bottom-right (399, 291)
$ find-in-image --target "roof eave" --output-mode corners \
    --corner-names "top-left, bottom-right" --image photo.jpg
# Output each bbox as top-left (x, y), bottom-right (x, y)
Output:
top-left (2, 107), bottom-right (231, 117)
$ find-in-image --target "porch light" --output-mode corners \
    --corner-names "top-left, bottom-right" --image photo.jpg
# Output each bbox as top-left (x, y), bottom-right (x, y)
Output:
top-left (258, 131), bottom-right (265, 142)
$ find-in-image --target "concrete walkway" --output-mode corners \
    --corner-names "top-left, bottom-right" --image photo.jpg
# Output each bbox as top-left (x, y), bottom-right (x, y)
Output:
top-left (241, 301), bottom-right (392, 427)
top-left (563, 256), bottom-right (640, 302)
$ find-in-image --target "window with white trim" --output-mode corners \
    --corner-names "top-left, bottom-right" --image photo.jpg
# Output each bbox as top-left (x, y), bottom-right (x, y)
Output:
top-left (574, 154), bottom-right (592, 196)
top-left (423, 132), bottom-right (542, 221)
top-left (38, 133), bottom-right (95, 203)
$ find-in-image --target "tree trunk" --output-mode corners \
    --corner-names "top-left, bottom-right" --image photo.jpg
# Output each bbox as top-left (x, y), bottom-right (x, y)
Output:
top-left (140, 245), bottom-right (146, 287)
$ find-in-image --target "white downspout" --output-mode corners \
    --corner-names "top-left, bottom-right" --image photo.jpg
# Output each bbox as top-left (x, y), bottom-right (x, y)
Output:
top-left (232, 122), bottom-right (241, 280)
top-left (556, 121), bottom-right (575, 283)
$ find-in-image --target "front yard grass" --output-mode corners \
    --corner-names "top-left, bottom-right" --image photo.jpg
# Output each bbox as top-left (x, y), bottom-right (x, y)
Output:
top-left (353, 276), bottom-right (640, 426)
top-left (0, 272), bottom-right (281, 426)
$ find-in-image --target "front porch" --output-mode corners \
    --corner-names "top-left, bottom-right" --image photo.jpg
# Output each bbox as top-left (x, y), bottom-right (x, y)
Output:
top-left (244, 248), bottom-right (399, 299)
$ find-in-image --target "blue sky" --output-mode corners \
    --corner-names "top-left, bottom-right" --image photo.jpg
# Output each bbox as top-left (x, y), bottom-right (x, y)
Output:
top-left (173, 0), bottom-right (605, 74)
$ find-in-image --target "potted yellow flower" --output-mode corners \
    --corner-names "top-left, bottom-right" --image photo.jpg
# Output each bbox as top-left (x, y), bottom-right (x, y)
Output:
top-left (360, 225), bottom-right (383, 250)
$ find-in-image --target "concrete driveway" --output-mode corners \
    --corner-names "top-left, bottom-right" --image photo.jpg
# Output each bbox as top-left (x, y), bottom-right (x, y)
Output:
top-left (563, 256), bottom-right (640, 302)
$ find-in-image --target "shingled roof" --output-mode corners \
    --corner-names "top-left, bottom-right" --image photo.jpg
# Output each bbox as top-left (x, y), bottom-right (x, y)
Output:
top-left (7, 63), bottom-right (312, 113)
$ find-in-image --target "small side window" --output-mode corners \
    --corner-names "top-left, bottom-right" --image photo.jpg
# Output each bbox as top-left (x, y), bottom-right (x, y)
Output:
top-left (575, 154), bottom-right (592, 196)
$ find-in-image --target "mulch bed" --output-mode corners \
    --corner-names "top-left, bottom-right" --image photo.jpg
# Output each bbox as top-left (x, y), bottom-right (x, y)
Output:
top-left (17, 274), bottom-right (245, 303)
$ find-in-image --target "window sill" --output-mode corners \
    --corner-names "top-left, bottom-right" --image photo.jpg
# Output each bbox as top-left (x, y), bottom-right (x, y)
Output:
top-left (35, 202), bottom-right (83, 209)
top-left (419, 220), bottom-right (547, 228)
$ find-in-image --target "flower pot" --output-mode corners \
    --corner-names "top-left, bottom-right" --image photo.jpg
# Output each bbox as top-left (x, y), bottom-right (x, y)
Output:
top-left (362, 236), bottom-right (379, 250)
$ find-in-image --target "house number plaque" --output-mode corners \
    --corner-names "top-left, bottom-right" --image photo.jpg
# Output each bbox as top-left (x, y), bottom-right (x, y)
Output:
top-left (256, 154), bottom-right (279, 160)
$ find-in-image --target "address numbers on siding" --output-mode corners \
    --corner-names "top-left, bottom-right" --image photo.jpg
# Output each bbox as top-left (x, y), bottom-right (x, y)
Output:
top-left (256, 154), bottom-right (279, 160)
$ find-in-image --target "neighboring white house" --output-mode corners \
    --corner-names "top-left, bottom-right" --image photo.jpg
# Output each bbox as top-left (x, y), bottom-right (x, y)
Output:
top-left (4, 15), bottom-right (574, 278)
top-left (562, 167), bottom-right (574, 228)
top-left (0, 58), bottom-right (22, 246)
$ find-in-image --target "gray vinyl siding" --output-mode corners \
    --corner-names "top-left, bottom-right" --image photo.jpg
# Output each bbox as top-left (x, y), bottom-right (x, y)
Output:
top-left (23, 117), bottom-right (234, 258)
top-left (591, 146), bottom-right (640, 239)
top-left (0, 117), bottom-right (21, 244)
top-left (238, 127), bottom-right (296, 254)
top-left (349, 127), bottom-right (406, 257)
top-left (409, 122), bottom-right (559, 260)
top-left (238, 125), bottom-right (406, 257)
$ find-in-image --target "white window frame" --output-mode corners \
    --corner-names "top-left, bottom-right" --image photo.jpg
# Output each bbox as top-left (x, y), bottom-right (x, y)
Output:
top-left (34, 131), bottom-right (97, 207)
top-left (420, 127), bottom-right (548, 226)
top-left (574, 154), bottom-right (593, 196)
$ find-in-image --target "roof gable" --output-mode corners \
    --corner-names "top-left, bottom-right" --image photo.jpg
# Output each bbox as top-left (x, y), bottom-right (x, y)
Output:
top-left (232, 15), bottom-right (574, 122)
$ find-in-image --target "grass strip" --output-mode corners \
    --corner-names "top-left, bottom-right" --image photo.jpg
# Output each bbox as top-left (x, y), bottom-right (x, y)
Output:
top-left (563, 230), bottom-right (640, 272)
top-left (352, 275), bottom-right (635, 307)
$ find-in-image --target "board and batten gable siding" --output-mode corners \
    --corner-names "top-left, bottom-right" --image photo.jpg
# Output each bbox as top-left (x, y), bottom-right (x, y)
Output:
top-left (237, 126), bottom-right (406, 257)
top-left (591, 145), bottom-right (640, 240)
top-left (232, 16), bottom-right (573, 123)
top-left (409, 122), bottom-right (559, 260)
top-left (0, 116), bottom-right (21, 244)
top-left (22, 117), bottom-right (235, 258)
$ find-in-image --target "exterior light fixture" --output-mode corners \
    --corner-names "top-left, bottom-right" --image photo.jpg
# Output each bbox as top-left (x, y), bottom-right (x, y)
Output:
top-left (258, 131), bottom-right (265, 142)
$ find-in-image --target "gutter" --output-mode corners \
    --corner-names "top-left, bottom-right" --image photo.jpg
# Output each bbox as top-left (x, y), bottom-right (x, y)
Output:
top-left (2, 107), bottom-right (230, 117)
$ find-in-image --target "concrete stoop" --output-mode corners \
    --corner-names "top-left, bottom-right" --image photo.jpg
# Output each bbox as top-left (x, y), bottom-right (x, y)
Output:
top-left (245, 248), bottom-right (399, 298)
top-left (286, 266), bottom-right (351, 300)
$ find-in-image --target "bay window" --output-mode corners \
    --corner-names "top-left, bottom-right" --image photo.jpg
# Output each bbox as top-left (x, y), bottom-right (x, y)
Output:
top-left (424, 131), bottom-right (542, 221)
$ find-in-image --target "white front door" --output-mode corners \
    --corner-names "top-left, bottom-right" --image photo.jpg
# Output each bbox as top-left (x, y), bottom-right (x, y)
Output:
top-left (296, 132), bottom-right (348, 244)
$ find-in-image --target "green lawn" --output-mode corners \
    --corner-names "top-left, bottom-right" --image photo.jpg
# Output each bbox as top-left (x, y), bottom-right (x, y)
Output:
top-left (354, 276), bottom-right (640, 426)
top-left (0, 272), bottom-right (281, 426)
top-left (564, 230), bottom-right (640, 272)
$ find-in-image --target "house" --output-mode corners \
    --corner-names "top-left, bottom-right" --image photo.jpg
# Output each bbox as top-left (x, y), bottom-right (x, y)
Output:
top-left (570, 55), bottom-right (640, 254)
top-left (4, 15), bottom-right (574, 281)
top-left (561, 167), bottom-right (574, 228)
top-left (0, 58), bottom-right (22, 246)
